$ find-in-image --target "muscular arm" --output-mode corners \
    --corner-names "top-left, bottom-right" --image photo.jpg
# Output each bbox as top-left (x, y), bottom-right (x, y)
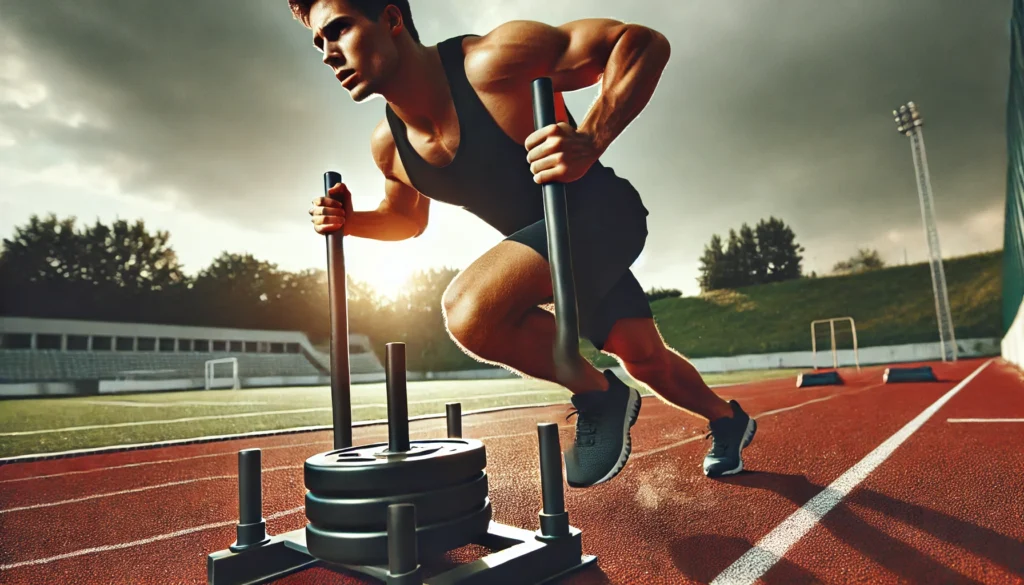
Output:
top-left (345, 121), bottom-right (430, 241)
top-left (468, 18), bottom-right (672, 153)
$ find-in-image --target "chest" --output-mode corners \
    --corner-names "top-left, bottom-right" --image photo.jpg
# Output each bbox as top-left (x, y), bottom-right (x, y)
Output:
top-left (402, 85), bottom-right (569, 169)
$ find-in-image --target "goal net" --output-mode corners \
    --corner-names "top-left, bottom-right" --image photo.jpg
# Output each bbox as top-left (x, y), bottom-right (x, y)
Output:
top-left (810, 317), bottom-right (860, 371)
top-left (205, 357), bottom-right (241, 389)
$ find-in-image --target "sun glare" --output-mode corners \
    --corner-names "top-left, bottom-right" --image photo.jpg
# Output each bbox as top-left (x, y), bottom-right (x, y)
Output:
top-left (349, 245), bottom-right (422, 303)
top-left (362, 265), bottom-right (415, 302)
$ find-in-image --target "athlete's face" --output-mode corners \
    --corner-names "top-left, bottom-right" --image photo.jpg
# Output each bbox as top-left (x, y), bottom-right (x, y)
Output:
top-left (309, 0), bottom-right (401, 102)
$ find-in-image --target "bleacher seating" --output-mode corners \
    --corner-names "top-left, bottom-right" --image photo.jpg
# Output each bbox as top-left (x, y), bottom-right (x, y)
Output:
top-left (0, 350), bottom-right (325, 382)
top-left (0, 317), bottom-right (387, 396)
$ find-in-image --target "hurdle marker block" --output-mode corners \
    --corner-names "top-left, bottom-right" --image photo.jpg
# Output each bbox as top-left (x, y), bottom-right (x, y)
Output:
top-left (796, 370), bottom-right (843, 388)
top-left (883, 366), bottom-right (937, 383)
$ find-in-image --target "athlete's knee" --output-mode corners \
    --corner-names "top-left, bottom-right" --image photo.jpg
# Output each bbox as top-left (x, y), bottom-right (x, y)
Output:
top-left (442, 280), bottom-right (497, 353)
top-left (620, 344), bottom-right (674, 376)
top-left (604, 320), bottom-right (671, 371)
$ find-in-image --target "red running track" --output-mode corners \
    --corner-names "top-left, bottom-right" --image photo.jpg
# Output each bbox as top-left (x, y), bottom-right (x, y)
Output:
top-left (0, 357), bottom-right (1020, 585)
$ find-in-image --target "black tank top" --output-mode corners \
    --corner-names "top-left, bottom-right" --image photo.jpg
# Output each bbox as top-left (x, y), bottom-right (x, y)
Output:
top-left (385, 34), bottom-right (648, 237)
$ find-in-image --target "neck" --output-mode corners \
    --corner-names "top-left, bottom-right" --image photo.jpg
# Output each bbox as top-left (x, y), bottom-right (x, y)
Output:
top-left (380, 41), bottom-right (453, 134)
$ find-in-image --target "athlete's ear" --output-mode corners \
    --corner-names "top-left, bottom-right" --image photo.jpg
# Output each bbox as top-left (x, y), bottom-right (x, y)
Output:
top-left (383, 5), bottom-right (404, 37)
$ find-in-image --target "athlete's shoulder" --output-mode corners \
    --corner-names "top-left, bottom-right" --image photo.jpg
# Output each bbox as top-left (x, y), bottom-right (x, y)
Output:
top-left (462, 19), bottom-right (626, 92)
top-left (460, 21), bottom-right (549, 89)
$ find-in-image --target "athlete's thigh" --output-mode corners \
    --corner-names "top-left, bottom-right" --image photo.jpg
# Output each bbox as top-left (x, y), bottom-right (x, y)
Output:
top-left (443, 233), bottom-right (553, 321)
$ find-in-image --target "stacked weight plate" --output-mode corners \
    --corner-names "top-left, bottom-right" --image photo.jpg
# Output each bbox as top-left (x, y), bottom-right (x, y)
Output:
top-left (303, 343), bottom-right (493, 566)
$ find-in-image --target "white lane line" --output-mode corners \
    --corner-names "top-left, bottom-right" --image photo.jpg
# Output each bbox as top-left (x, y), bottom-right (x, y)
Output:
top-left (0, 377), bottom-right (887, 487)
top-left (0, 506), bottom-right (306, 571)
top-left (0, 440), bottom-right (330, 485)
top-left (0, 408), bottom-right (332, 437)
top-left (0, 388), bottom-right (858, 508)
top-left (947, 418), bottom-right (1024, 423)
top-left (635, 385), bottom-right (887, 461)
top-left (0, 466), bottom-right (298, 514)
top-left (1, 391), bottom-right (566, 438)
top-left (76, 400), bottom-right (271, 408)
top-left (709, 358), bottom-right (993, 585)
top-left (0, 406), bottom-right (571, 477)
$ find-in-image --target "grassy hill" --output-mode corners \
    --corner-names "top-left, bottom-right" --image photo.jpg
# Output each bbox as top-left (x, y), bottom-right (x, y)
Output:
top-left (583, 249), bottom-right (1002, 367)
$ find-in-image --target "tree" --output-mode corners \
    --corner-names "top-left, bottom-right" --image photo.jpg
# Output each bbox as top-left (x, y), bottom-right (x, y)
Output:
top-left (646, 287), bottom-right (682, 302)
top-left (0, 214), bottom-right (81, 286)
top-left (0, 214), bottom-right (187, 321)
top-left (391, 267), bottom-right (466, 370)
top-left (720, 229), bottom-right (744, 289)
top-left (191, 252), bottom-right (284, 328)
top-left (697, 233), bottom-right (726, 292)
top-left (755, 216), bottom-right (804, 282)
top-left (78, 218), bottom-right (186, 292)
top-left (832, 248), bottom-right (886, 275)
top-left (697, 217), bottom-right (804, 292)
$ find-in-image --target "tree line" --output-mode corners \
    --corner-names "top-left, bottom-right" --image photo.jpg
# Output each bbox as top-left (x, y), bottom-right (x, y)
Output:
top-left (2, 214), bottom-right (883, 369)
top-left (695, 216), bottom-right (892, 292)
top-left (697, 216), bottom-right (806, 291)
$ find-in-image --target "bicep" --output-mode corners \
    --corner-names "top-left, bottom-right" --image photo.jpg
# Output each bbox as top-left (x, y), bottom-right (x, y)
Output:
top-left (371, 120), bottom-right (430, 233)
top-left (470, 19), bottom-right (630, 92)
top-left (380, 176), bottom-right (430, 234)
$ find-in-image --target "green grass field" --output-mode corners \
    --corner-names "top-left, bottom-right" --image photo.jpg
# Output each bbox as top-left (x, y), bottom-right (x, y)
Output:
top-left (583, 250), bottom-right (1001, 367)
top-left (0, 368), bottom-right (800, 459)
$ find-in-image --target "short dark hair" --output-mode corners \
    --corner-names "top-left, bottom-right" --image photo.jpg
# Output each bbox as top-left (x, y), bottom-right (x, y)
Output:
top-left (288, 0), bottom-right (420, 43)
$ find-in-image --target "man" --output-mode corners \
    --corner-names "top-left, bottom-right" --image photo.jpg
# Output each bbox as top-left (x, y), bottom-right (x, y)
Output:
top-left (296, 0), bottom-right (757, 486)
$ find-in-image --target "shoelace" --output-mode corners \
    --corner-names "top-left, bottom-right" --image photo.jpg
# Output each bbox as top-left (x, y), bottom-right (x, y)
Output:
top-left (566, 409), bottom-right (597, 445)
top-left (704, 426), bottom-right (732, 456)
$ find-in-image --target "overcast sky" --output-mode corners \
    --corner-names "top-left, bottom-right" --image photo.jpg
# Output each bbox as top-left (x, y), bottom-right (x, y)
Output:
top-left (0, 0), bottom-right (1012, 299)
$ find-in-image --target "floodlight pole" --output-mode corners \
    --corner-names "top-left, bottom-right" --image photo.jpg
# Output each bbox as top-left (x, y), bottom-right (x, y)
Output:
top-left (893, 102), bottom-right (958, 362)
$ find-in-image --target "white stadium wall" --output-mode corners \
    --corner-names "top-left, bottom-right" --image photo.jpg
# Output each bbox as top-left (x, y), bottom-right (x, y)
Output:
top-left (1002, 299), bottom-right (1024, 369)
top-left (0, 317), bottom-right (385, 397)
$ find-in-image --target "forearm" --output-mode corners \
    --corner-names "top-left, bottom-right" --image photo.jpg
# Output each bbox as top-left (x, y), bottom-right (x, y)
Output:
top-left (578, 26), bottom-right (671, 152)
top-left (345, 208), bottom-right (421, 241)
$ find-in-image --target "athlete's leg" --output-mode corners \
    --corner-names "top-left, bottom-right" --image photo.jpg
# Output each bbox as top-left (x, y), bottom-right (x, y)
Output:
top-left (588, 272), bottom-right (758, 478)
top-left (441, 238), bottom-right (609, 394)
top-left (442, 182), bottom-right (650, 488)
top-left (601, 317), bottom-right (732, 422)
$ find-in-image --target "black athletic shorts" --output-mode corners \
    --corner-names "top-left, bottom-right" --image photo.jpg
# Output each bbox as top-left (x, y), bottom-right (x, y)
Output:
top-left (504, 174), bottom-right (653, 351)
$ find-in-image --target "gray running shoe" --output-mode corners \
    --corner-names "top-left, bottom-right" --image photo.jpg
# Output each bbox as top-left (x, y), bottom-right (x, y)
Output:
top-left (703, 400), bottom-right (757, 477)
top-left (564, 370), bottom-right (642, 488)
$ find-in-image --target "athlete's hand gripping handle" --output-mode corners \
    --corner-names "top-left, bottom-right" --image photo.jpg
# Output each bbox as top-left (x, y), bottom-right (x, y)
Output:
top-left (531, 78), bottom-right (588, 389)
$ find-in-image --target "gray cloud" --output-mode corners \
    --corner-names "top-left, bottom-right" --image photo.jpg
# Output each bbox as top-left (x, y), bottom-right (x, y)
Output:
top-left (0, 0), bottom-right (1012, 294)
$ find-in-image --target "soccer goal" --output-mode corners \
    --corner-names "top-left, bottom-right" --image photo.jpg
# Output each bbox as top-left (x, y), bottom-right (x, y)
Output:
top-left (205, 357), bottom-right (241, 390)
top-left (810, 317), bottom-right (860, 371)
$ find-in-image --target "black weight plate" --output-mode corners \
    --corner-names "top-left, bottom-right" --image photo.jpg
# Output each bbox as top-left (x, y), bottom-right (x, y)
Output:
top-left (304, 439), bottom-right (486, 497)
top-left (305, 499), bottom-right (493, 567)
top-left (305, 470), bottom-right (488, 531)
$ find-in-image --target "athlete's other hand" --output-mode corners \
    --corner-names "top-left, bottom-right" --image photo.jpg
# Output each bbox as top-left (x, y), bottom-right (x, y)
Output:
top-left (525, 122), bottom-right (602, 185)
top-left (309, 183), bottom-right (351, 235)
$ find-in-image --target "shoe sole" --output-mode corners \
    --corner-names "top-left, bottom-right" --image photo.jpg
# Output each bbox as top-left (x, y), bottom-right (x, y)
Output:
top-left (569, 387), bottom-right (642, 488)
top-left (705, 417), bottom-right (758, 478)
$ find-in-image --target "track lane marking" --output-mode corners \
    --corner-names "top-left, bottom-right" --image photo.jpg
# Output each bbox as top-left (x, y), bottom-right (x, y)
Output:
top-left (947, 418), bottom-right (1024, 423)
top-left (0, 390), bottom-right (568, 438)
top-left (0, 466), bottom-right (297, 514)
top-left (0, 506), bottom-right (306, 571)
top-left (709, 359), bottom-right (993, 585)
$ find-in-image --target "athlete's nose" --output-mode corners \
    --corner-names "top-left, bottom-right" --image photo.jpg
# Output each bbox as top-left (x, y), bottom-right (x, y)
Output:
top-left (322, 43), bottom-right (344, 68)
